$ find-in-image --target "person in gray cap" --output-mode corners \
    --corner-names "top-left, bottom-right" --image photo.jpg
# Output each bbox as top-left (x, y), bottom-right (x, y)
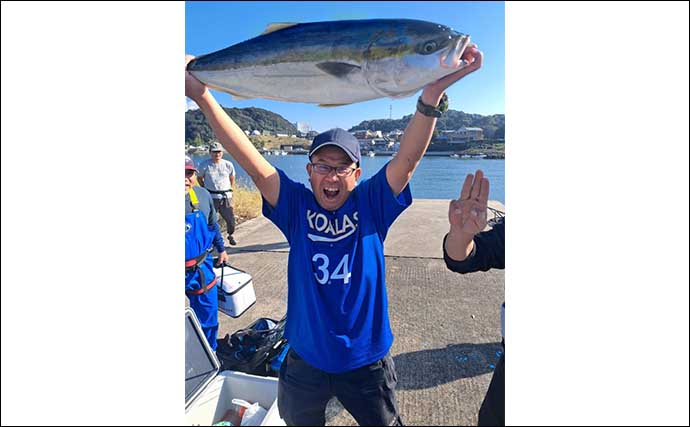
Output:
top-left (186, 44), bottom-right (482, 426)
top-left (197, 142), bottom-right (237, 245)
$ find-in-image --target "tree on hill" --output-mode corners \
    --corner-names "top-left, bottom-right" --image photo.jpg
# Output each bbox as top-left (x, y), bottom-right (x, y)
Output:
top-left (348, 110), bottom-right (505, 139)
top-left (185, 106), bottom-right (297, 144)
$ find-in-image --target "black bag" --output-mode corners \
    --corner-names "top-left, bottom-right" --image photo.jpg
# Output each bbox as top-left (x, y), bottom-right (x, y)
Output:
top-left (216, 316), bottom-right (287, 377)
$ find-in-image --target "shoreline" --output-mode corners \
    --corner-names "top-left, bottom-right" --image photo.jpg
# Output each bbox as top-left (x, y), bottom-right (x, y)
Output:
top-left (188, 149), bottom-right (505, 159)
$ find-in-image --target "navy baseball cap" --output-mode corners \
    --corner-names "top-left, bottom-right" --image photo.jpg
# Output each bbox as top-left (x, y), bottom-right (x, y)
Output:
top-left (309, 128), bottom-right (361, 165)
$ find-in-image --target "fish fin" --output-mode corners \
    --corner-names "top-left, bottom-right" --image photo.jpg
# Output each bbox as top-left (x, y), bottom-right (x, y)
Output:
top-left (316, 62), bottom-right (362, 79)
top-left (316, 62), bottom-right (362, 78)
top-left (261, 23), bottom-right (299, 35)
top-left (318, 103), bottom-right (353, 108)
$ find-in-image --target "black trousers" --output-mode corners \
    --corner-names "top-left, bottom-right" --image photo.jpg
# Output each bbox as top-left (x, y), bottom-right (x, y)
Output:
top-left (278, 348), bottom-right (404, 426)
top-left (212, 197), bottom-right (235, 237)
top-left (478, 352), bottom-right (505, 426)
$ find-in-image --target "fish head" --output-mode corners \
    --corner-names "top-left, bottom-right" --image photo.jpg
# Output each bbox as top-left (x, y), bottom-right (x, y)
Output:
top-left (365, 20), bottom-right (471, 97)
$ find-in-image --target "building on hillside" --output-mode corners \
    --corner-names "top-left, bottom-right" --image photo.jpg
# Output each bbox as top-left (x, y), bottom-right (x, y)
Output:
top-left (353, 129), bottom-right (377, 140)
top-left (387, 129), bottom-right (404, 141)
top-left (435, 127), bottom-right (484, 144)
top-left (434, 130), bottom-right (458, 144)
top-left (360, 138), bottom-right (395, 152)
top-left (371, 138), bottom-right (394, 149)
top-left (459, 127), bottom-right (484, 141)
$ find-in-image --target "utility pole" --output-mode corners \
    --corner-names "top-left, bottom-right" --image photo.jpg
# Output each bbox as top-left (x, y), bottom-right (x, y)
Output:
top-left (389, 104), bottom-right (392, 120)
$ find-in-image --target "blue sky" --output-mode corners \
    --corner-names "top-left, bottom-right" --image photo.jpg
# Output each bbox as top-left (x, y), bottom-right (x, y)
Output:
top-left (186, 1), bottom-right (504, 132)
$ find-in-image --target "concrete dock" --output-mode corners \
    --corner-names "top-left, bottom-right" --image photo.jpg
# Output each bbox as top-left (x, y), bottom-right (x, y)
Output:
top-left (206, 199), bottom-right (505, 426)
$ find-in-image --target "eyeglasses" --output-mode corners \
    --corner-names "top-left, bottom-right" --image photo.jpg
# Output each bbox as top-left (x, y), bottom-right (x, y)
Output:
top-left (185, 170), bottom-right (195, 178)
top-left (310, 163), bottom-right (357, 177)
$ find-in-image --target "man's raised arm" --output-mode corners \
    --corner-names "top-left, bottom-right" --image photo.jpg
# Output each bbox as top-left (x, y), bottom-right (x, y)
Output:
top-left (386, 44), bottom-right (483, 196)
top-left (185, 55), bottom-right (280, 207)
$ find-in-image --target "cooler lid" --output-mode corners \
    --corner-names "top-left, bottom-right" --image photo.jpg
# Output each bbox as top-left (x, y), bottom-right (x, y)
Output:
top-left (214, 264), bottom-right (253, 294)
top-left (185, 308), bottom-right (220, 409)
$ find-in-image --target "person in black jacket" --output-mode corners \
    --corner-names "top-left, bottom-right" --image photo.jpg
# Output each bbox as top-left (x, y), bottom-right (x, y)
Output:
top-left (443, 169), bottom-right (504, 426)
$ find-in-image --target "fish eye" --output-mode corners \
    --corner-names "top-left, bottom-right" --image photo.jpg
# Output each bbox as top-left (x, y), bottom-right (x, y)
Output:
top-left (422, 41), bottom-right (437, 54)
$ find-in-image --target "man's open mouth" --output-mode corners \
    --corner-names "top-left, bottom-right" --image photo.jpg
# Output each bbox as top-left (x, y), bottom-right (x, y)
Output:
top-left (324, 187), bottom-right (340, 200)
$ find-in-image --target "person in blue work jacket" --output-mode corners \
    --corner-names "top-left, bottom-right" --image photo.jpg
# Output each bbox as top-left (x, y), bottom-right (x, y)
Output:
top-left (185, 155), bottom-right (228, 351)
top-left (443, 169), bottom-right (505, 426)
top-left (185, 44), bottom-right (483, 426)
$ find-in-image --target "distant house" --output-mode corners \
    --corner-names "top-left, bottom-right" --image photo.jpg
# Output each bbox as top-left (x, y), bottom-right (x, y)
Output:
top-left (435, 130), bottom-right (455, 143)
top-left (353, 129), bottom-right (377, 140)
top-left (360, 138), bottom-right (393, 151)
top-left (305, 130), bottom-right (319, 139)
top-left (371, 138), bottom-right (394, 149)
top-left (460, 127), bottom-right (484, 141)
top-left (276, 133), bottom-right (289, 138)
top-left (437, 127), bottom-right (484, 144)
top-left (387, 129), bottom-right (404, 141)
top-left (244, 130), bottom-right (251, 136)
top-left (251, 130), bottom-right (261, 136)
top-left (280, 145), bottom-right (293, 151)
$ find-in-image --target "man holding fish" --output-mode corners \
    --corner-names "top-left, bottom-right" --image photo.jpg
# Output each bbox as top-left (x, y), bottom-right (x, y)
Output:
top-left (186, 18), bottom-right (482, 426)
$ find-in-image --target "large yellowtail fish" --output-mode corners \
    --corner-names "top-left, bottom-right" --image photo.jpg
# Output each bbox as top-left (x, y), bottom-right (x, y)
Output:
top-left (186, 19), bottom-right (471, 106)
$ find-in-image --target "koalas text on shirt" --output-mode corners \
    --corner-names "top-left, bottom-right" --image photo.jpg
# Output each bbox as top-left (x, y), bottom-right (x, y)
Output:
top-left (306, 209), bottom-right (358, 243)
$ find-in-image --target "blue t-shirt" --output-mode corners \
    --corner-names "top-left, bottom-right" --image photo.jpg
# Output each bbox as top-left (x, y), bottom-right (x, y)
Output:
top-left (262, 163), bottom-right (412, 373)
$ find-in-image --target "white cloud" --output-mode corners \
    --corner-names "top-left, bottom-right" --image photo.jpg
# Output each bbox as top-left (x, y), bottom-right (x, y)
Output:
top-left (186, 99), bottom-right (199, 111)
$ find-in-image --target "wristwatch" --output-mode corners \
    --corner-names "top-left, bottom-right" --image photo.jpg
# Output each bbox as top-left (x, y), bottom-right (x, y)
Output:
top-left (417, 93), bottom-right (448, 118)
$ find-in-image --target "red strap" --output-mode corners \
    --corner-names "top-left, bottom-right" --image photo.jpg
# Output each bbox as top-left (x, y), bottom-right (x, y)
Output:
top-left (185, 276), bottom-right (218, 296)
top-left (186, 250), bottom-right (209, 268)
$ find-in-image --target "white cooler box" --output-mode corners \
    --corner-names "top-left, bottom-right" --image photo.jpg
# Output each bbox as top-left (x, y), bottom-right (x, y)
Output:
top-left (214, 263), bottom-right (256, 318)
top-left (185, 309), bottom-right (285, 426)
